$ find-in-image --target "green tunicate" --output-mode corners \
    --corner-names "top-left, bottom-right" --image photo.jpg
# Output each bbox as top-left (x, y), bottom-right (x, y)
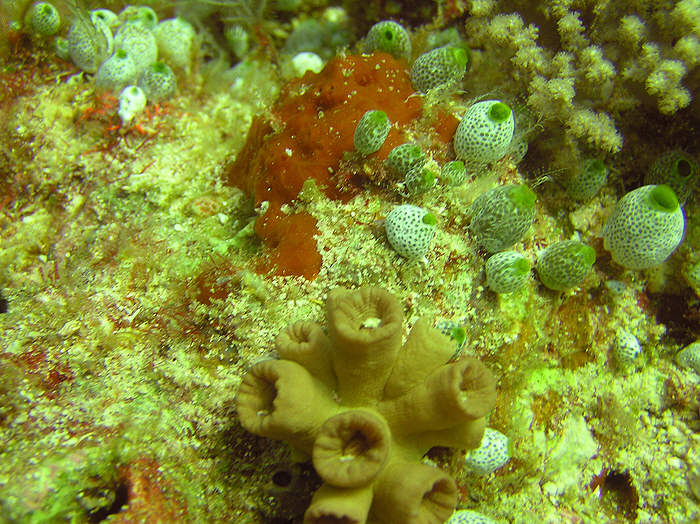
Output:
top-left (536, 240), bottom-right (596, 291)
top-left (441, 160), bottom-right (467, 186)
top-left (603, 184), bottom-right (685, 269)
top-left (567, 158), bottom-right (608, 201)
top-left (386, 143), bottom-right (426, 176)
top-left (404, 166), bottom-right (437, 195)
top-left (410, 44), bottom-right (470, 93)
top-left (485, 251), bottom-right (530, 294)
top-left (645, 150), bottom-right (698, 205)
top-left (385, 204), bottom-right (437, 259)
top-left (354, 110), bottom-right (391, 156)
top-left (436, 319), bottom-right (467, 360)
top-left (469, 184), bottom-right (537, 253)
top-left (137, 62), bottom-right (177, 102)
top-left (27, 2), bottom-right (61, 37)
top-left (364, 20), bottom-right (411, 61)
top-left (454, 100), bottom-right (514, 167)
top-left (121, 6), bottom-right (158, 30)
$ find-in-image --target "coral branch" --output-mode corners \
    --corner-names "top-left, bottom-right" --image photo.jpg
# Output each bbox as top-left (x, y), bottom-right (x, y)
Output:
top-left (326, 287), bottom-right (403, 405)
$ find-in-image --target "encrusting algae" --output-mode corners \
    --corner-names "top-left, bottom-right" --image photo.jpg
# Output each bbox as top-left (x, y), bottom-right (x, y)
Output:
top-left (0, 1), bottom-right (698, 523)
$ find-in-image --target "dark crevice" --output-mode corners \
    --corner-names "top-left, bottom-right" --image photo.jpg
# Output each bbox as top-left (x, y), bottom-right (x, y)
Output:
top-left (88, 481), bottom-right (129, 523)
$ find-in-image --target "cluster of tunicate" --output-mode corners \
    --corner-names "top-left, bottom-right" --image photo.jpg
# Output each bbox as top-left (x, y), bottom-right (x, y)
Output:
top-left (95, 48), bottom-right (137, 92)
top-left (441, 160), bottom-right (467, 186)
top-left (47, 5), bottom-right (192, 117)
top-left (284, 7), bottom-right (351, 59)
top-left (404, 165), bottom-right (438, 196)
top-left (435, 320), bottom-right (467, 361)
top-left (67, 11), bottom-right (113, 73)
top-left (137, 62), bottom-right (177, 102)
top-left (536, 240), bottom-right (596, 291)
top-left (112, 19), bottom-right (158, 74)
top-left (469, 184), bottom-right (537, 253)
top-left (153, 17), bottom-right (196, 73)
top-left (120, 5), bottom-right (158, 30)
top-left (91, 8), bottom-right (119, 29)
top-left (385, 143), bottom-right (426, 176)
top-left (279, 7), bottom-right (352, 75)
top-left (603, 185), bottom-right (685, 269)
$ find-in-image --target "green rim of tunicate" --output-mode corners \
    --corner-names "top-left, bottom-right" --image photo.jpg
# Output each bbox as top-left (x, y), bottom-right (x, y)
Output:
top-left (152, 62), bottom-right (168, 74)
top-left (507, 184), bottom-right (536, 211)
top-left (368, 110), bottom-right (388, 126)
top-left (129, 7), bottom-right (157, 27)
top-left (512, 256), bottom-right (530, 274)
top-left (587, 158), bottom-right (606, 175)
top-left (422, 213), bottom-right (437, 226)
top-left (674, 157), bottom-right (692, 178)
top-left (422, 170), bottom-right (437, 186)
top-left (575, 244), bottom-right (597, 266)
top-left (382, 26), bottom-right (397, 42)
top-left (115, 48), bottom-right (127, 59)
top-left (648, 184), bottom-right (679, 213)
top-left (488, 102), bottom-right (511, 123)
top-left (450, 45), bottom-right (469, 69)
top-left (449, 326), bottom-right (466, 347)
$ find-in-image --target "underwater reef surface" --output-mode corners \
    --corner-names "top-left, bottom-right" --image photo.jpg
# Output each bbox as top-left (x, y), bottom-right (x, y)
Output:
top-left (0, 0), bottom-right (698, 522)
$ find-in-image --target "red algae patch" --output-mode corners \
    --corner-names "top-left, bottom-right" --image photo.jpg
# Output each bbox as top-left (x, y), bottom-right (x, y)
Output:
top-left (224, 52), bottom-right (422, 279)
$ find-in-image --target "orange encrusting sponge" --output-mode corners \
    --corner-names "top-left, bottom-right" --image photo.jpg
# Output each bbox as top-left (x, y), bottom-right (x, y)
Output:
top-left (224, 52), bottom-right (422, 280)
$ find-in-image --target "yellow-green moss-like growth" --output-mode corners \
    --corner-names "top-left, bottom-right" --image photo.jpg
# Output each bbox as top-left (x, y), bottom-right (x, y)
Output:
top-left (236, 287), bottom-right (497, 524)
